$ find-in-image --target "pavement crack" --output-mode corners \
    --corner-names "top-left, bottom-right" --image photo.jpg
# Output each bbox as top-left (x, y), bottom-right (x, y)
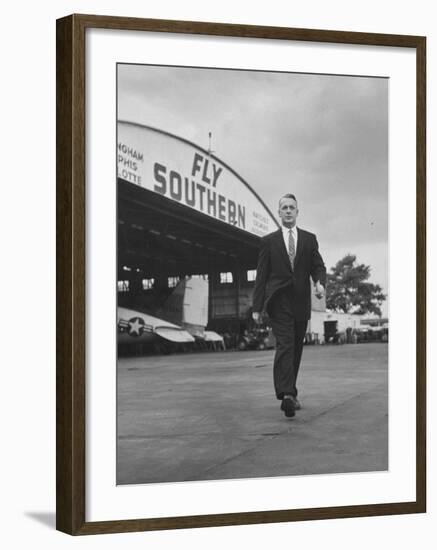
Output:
top-left (119, 432), bottom-right (281, 441)
top-left (185, 436), bottom-right (278, 481)
top-left (296, 383), bottom-right (387, 427)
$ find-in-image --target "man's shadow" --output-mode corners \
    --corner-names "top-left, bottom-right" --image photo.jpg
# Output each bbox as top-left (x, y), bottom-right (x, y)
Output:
top-left (25, 512), bottom-right (56, 529)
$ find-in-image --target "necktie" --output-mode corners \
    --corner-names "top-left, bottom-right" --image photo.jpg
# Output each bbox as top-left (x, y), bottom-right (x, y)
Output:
top-left (288, 229), bottom-right (295, 269)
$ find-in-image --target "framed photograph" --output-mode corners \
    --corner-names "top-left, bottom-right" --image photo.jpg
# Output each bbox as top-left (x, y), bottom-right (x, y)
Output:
top-left (56, 14), bottom-right (426, 535)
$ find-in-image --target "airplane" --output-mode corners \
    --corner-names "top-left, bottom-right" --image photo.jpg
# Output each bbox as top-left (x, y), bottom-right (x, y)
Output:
top-left (117, 276), bottom-right (224, 354)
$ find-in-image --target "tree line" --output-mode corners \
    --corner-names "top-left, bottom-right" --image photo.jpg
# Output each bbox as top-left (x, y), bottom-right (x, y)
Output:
top-left (325, 254), bottom-right (386, 317)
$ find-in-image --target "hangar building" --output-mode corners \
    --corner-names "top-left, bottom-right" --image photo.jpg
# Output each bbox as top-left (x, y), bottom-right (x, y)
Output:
top-left (117, 121), bottom-right (280, 337)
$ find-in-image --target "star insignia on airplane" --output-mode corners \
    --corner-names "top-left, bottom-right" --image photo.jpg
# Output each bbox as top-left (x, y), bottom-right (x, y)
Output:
top-left (128, 317), bottom-right (145, 337)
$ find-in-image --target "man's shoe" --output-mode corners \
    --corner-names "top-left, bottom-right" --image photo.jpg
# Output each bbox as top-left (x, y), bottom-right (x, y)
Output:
top-left (280, 397), bottom-right (296, 418)
top-left (293, 397), bottom-right (301, 410)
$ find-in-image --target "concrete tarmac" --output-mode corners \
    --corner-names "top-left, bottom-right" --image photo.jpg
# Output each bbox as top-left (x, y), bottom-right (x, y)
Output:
top-left (117, 343), bottom-right (388, 485)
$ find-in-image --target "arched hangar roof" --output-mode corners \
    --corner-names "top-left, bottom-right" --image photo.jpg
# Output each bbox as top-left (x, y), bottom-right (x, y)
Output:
top-left (117, 121), bottom-right (279, 239)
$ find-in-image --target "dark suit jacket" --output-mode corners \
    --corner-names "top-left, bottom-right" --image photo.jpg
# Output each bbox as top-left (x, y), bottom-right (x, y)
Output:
top-left (252, 227), bottom-right (326, 321)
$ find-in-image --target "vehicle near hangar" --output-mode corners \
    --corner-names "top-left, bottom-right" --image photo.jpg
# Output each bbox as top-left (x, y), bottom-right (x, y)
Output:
top-left (354, 324), bottom-right (389, 343)
top-left (237, 326), bottom-right (275, 351)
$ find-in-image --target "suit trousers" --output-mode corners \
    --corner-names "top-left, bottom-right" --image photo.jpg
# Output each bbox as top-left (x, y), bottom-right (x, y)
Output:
top-left (268, 286), bottom-right (308, 400)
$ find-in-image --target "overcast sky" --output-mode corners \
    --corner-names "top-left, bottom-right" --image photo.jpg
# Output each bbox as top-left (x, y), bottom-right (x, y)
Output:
top-left (118, 64), bottom-right (389, 315)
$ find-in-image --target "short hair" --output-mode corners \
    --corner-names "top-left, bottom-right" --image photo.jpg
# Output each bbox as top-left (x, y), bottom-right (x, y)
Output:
top-left (278, 193), bottom-right (297, 208)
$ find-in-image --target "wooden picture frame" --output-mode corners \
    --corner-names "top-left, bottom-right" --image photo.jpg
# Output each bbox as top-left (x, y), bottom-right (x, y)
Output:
top-left (56, 13), bottom-right (426, 535)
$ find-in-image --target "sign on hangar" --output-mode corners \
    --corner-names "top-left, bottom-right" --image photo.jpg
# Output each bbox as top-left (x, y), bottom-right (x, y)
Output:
top-left (117, 121), bottom-right (278, 237)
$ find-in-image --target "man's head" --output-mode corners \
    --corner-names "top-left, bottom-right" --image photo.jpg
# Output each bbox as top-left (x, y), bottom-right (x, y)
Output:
top-left (278, 194), bottom-right (299, 228)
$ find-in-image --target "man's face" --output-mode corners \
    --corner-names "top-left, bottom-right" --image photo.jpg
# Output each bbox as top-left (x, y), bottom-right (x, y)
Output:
top-left (278, 197), bottom-right (298, 227)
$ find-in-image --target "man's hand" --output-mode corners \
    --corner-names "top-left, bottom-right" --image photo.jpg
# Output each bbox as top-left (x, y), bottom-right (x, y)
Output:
top-left (315, 281), bottom-right (325, 299)
top-left (252, 311), bottom-right (261, 324)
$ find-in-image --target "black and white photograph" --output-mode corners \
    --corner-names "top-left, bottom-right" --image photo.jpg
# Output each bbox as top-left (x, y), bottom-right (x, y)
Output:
top-left (1, 0), bottom-right (431, 544)
top-left (116, 63), bottom-right (389, 486)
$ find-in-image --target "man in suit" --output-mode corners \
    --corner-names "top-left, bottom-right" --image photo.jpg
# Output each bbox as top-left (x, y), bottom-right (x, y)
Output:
top-left (252, 194), bottom-right (326, 418)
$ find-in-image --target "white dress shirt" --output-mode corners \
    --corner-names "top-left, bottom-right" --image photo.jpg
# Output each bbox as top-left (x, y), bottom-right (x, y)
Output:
top-left (281, 225), bottom-right (298, 256)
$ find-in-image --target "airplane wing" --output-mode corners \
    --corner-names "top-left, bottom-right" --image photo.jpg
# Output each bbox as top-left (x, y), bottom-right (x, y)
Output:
top-left (118, 307), bottom-right (195, 343)
top-left (203, 330), bottom-right (224, 343)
